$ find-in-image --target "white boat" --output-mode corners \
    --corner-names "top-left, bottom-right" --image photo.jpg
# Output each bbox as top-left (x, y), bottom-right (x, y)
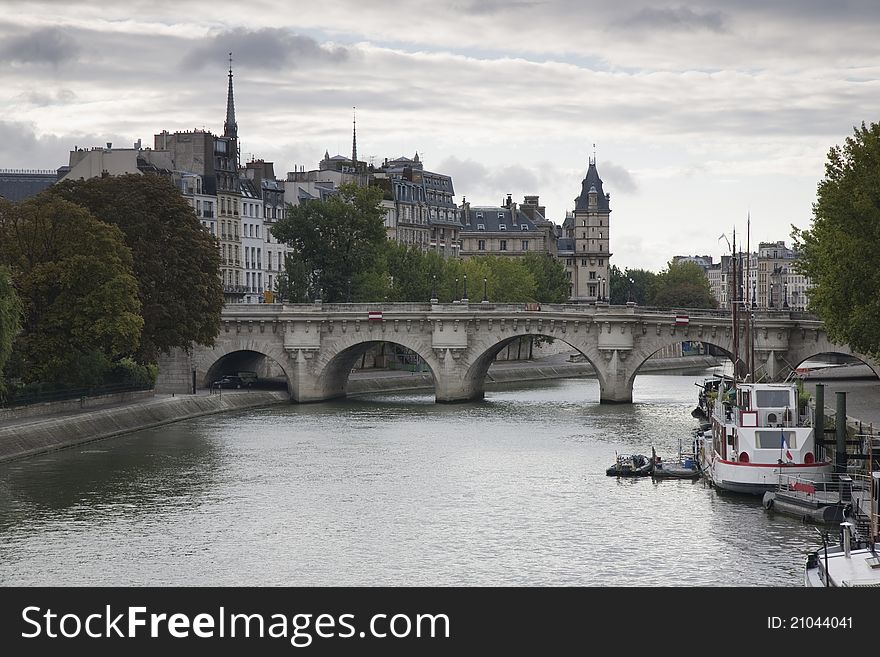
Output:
top-left (804, 523), bottom-right (880, 587)
top-left (696, 379), bottom-right (832, 495)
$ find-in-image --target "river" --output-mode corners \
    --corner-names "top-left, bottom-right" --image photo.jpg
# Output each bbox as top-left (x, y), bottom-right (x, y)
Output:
top-left (0, 370), bottom-right (824, 586)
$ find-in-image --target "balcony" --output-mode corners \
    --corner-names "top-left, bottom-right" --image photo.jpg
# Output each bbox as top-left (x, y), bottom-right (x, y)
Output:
top-left (223, 285), bottom-right (247, 295)
top-left (203, 210), bottom-right (214, 218)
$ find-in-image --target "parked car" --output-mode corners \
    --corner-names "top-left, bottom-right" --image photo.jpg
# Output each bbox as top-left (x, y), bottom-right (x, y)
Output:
top-left (213, 375), bottom-right (250, 389)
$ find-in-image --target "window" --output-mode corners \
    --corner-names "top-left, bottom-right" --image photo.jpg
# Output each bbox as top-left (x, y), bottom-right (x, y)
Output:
top-left (268, 251), bottom-right (272, 270)
top-left (499, 224), bottom-right (507, 231)
top-left (498, 213), bottom-right (504, 220)
top-left (566, 258), bottom-right (573, 265)
top-left (589, 284), bottom-right (596, 297)
top-left (477, 224), bottom-right (485, 231)
top-left (598, 259), bottom-right (604, 266)
top-left (521, 240), bottom-right (529, 251)
top-left (581, 259), bottom-right (587, 266)
top-left (589, 271), bottom-right (596, 280)
top-left (500, 240), bottom-right (507, 251)
top-left (755, 431), bottom-right (798, 450)
top-left (520, 224), bottom-right (528, 231)
top-left (478, 240), bottom-right (486, 251)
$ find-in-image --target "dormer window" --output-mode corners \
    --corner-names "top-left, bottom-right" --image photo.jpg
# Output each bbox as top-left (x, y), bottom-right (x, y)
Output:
top-left (520, 224), bottom-right (529, 231)
top-left (477, 223), bottom-right (485, 231)
top-left (499, 224), bottom-right (507, 231)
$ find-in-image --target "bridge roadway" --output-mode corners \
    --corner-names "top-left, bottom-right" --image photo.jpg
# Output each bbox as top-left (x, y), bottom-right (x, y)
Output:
top-left (156, 302), bottom-right (880, 404)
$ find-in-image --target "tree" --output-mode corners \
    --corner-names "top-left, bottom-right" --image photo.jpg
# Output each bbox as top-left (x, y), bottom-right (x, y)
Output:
top-left (0, 197), bottom-right (143, 386)
top-left (650, 261), bottom-right (717, 309)
top-left (0, 265), bottom-right (22, 396)
top-left (47, 174), bottom-right (223, 362)
top-left (522, 253), bottom-right (569, 303)
top-left (793, 122), bottom-right (880, 358)
top-left (609, 265), bottom-right (656, 305)
top-left (272, 182), bottom-right (387, 303)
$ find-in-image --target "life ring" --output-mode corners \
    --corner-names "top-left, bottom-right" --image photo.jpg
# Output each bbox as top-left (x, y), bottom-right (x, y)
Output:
top-left (763, 496), bottom-right (774, 510)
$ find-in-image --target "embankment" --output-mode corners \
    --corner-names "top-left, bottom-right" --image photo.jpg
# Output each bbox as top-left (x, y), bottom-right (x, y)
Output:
top-left (0, 391), bottom-right (288, 463)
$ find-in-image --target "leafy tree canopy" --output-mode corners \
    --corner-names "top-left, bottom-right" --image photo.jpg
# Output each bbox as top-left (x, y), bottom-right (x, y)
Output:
top-left (522, 253), bottom-right (569, 303)
top-left (272, 182), bottom-right (387, 303)
top-left (793, 121), bottom-right (880, 358)
top-left (609, 265), bottom-right (656, 305)
top-left (47, 174), bottom-right (223, 362)
top-left (650, 261), bottom-right (717, 309)
top-left (0, 197), bottom-right (143, 386)
top-left (0, 265), bottom-right (22, 395)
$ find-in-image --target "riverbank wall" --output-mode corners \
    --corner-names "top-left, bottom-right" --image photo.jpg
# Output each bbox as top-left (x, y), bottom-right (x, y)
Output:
top-left (0, 391), bottom-right (288, 463)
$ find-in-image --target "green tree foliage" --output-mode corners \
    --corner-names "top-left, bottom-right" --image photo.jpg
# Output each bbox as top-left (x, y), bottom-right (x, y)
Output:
top-left (0, 197), bottom-right (143, 386)
top-left (272, 182), bottom-right (387, 303)
top-left (47, 174), bottom-right (223, 361)
top-left (609, 265), bottom-right (656, 305)
top-left (793, 122), bottom-right (880, 358)
top-left (650, 260), bottom-right (717, 309)
top-left (522, 253), bottom-right (569, 303)
top-left (0, 265), bottom-right (22, 396)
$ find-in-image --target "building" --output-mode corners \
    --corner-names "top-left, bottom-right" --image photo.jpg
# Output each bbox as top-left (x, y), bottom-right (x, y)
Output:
top-left (459, 194), bottom-right (556, 259)
top-left (0, 169), bottom-right (62, 201)
top-left (673, 254), bottom-right (714, 271)
top-left (562, 158), bottom-right (612, 302)
top-left (243, 160), bottom-right (288, 302)
top-left (706, 241), bottom-right (812, 311)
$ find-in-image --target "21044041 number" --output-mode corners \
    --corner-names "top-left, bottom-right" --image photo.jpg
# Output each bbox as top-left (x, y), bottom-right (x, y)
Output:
top-left (768, 617), bottom-right (853, 629)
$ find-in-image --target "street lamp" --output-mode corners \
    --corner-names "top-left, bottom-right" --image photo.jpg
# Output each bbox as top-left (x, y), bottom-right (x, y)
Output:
top-left (430, 274), bottom-right (438, 303)
top-left (314, 272), bottom-right (322, 304)
top-left (482, 276), bottom-right (488, 303)
top-left (347, 278), bottom-right (351, 303)
top-left (454, 276), bottom-right (459, 302)
top-left (752, 279), bottom-right (757, 308)
top-left (462, 274), bottom-right (468, 302)
top-left (783, 281), bottom-right (789, 309)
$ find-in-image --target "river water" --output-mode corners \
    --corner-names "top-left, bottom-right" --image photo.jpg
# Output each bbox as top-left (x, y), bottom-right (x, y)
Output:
top-left (0, 370), bottom-right (823, 586)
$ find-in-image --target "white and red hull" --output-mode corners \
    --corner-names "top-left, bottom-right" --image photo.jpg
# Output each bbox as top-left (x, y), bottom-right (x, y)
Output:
top-left (705, 454), bottom-right (832, 495)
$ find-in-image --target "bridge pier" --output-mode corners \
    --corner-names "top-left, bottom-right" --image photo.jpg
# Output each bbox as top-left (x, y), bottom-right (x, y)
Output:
top-left (596, 349), bottom-right (633, 404)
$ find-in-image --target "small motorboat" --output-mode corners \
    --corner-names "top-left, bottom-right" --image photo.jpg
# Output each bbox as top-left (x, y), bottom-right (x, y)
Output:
top-left (651, 445), bottom-right (701, 479)
top-left (606, 453), bottom-right (653, 477)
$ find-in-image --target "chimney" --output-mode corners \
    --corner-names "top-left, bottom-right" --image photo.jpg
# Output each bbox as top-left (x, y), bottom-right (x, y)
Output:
top-left (106, 142), bottom-right (112, 150)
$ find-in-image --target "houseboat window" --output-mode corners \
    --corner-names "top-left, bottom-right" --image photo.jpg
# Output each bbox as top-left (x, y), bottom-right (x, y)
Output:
top-left (755, 431), bottom-right (798, 449)
top-left (755, 390), bottom-right (791, 407)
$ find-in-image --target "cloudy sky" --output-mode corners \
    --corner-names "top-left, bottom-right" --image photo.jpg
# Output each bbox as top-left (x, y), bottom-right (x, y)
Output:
top-left (1, 1), bottom-right (877, 270)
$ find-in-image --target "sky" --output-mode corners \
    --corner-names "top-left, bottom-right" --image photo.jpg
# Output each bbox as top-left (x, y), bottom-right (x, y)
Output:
top-left (1, 0), bottom-right (877, 271)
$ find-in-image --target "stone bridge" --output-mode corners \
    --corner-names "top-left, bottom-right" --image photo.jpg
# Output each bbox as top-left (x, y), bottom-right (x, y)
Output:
top-left (156, 302), bottom-right (880, 403)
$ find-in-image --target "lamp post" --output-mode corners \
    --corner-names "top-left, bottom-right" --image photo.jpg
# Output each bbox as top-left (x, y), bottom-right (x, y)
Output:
top-left (454, 276), bottom-right (459, 303)
top-left (783, 281), bottom-right (789, 309)
top-left (347, 278), bottom-right (351, 303)
top-left (752, 279), bottom-right (757, 308)
top-left (462, 274), bottom-right (468, 302)
top-left (482, 276), bottom-right (488, 303)
top-left (430, 274), bottom-right (438, 303)
top-left (314, 272), bottom-right (322, 304)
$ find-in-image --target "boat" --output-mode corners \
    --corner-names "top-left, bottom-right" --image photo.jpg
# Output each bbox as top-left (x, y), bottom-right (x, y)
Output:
top-left (696, 378), bottom-right (832, 494)
top-left (761, 474), bottom-right (850, 524)
top-left (651, 444), bottom-right (701, 479)
top-left (606, 453), bottom-right (653, 477)
top-left (694, 227), bottom-right (832, 494)
top-left (804, 522), bottom-right (880, 587)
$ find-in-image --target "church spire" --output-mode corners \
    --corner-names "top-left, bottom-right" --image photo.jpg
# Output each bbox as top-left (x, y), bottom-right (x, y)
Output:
top-left (224, 52), bottom-right (238, 140)
top-left (351, 107), bottom-right (358, 163)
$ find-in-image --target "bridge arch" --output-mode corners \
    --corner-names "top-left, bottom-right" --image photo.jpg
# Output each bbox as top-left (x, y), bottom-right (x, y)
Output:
top-left (307, 332), bottom-right (439, 401)
top-left (460, 330), bottom-right (599, 402)
top-left (192, 341), bottom-right (293, 392)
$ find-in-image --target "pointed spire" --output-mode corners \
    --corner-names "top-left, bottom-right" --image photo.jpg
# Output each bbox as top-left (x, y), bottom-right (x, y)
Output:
top-left (224, 52), bottom-right (238, 140)
top-left (351, 107), bottom-right (358, 163)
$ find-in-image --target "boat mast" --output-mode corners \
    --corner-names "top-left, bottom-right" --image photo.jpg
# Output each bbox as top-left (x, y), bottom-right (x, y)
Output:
top-left (747, 213), bottom-right (754, 381)
top-left (732, 228), bottom-right (740, 380)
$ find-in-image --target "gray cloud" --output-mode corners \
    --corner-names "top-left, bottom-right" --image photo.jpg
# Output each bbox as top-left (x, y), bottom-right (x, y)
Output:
top-left (614, 6), bottom-right (728, 33)
top-left (182, 28), bottom-right (349, 71)
top-left (0, 27), bottom-right (80, 65)
top-left (438, 156), bottom-right (540, 203)
top-left (597, 161), bottom-right (637, 194)
top-left (17, 88), bottom-right (77, 107)
top-left (0, 120), bottom-right (128, 169)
